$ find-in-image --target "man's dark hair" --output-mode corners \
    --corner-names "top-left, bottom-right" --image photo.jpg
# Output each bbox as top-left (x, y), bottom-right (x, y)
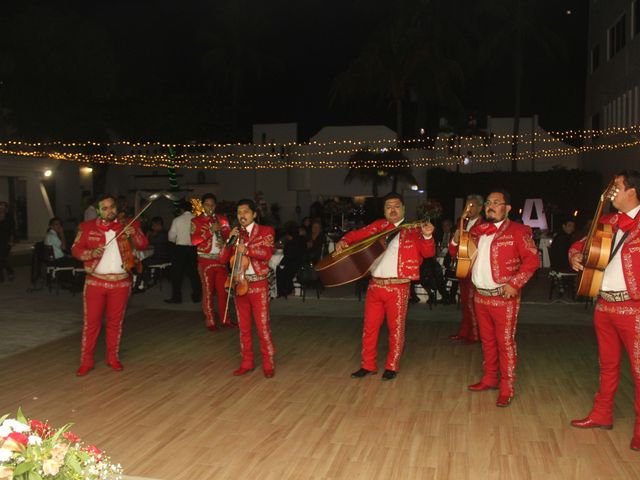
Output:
top-left (617, 170), bottom-right (640, 201)
top-left (236, 198), bottom-right (257, 213)
top-left (96, 193), bottom-right (116, 206)
top-left (48, 217), bottom-right (62, 228)
top-left (383, 192), bottom-right (404, 205)
top-left (487, 189), bottom-right (511, 205)
top-left (201, 193), bottom-right (217, 203)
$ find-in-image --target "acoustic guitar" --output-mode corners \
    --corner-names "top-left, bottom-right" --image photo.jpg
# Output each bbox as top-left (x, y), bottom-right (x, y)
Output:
top-left (455, 203), bottom-right (477, 279)
top-left (576, 179), bottom-right (617, 297)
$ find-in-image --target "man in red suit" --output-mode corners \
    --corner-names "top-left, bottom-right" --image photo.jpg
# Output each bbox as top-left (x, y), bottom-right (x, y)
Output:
top-left (72, 194), bottom-right (148, 376)
top-left (449, 194), bottom-right (484, 343)
top-left (335, 192), bottom-right (435, 381)
top-left (191, 193), bottom-right (233, 331)
top-left (569, 170), bottom-right (640, 452)
top-left (220, 199), bottom-right (276, 378)
top-left (449, 189), bottom-right (539, 406)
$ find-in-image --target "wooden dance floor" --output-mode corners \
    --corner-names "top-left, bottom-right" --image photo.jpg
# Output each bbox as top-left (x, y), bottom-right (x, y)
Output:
top-left (1, 309), bottom-right (639, 479)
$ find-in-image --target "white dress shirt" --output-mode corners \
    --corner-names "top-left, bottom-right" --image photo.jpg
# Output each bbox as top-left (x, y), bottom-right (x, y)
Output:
top-left (168, 211), bottom-right (194, 246)
top-left (472, 220), bottom-right (505, 290)
top-left (371, 220), bottom-right (404, 278)
top-left (601, 204), bottom-right (640, 291)
top-left (243, 222), bottom-right (256, 275)
top-left (94, 230), bottom-right (125, 275)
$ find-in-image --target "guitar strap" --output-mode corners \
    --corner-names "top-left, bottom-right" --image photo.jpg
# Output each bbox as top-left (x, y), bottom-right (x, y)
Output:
top-left (608, 230), bottom-right (630, 264)
top-left (384, 221), bottom-right (405, 245)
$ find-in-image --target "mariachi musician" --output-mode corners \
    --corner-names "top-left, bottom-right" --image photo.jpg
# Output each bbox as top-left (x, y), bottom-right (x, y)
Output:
top-left (191, 193), bottom-right (233, 331)
top-left (334, 192), bottom-right (436, 381)
top-left (569, 170), bottom-right (640, 451)
top-left (71, 193), bottom-right (148, 376)
top-left (449, 189), bottom-right (539, 407)
top-left (220, 198), bottom-right (276, 378)
top-left (449, 194), bottom-right (485, 343)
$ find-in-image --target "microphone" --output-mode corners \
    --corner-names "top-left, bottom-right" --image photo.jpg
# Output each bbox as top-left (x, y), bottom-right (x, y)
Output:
top-left (226, 234), bottom-right (237, 247)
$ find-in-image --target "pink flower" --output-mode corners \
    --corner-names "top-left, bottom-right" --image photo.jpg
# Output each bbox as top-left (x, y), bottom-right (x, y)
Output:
top-left (2, 432), bottom-right (28, 452)
top-left (0, 466), bottom-right (14, 480)
top-left (42, 459), bottom-right (62, 476)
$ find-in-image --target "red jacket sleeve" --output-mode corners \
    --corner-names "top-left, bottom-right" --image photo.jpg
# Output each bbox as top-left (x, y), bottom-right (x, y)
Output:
top-left (415, 231), bottom-right (436, 258)
top-left (341, 219), bottom-right (389, 246)
top-left (191, 217), bottom-right (211, 247)
top-left (71, 224), bottom-right (92, 261)
top-left (247, 226), bottom-right (275, 261)
top-left (507, 225), bottom-right (540, 290)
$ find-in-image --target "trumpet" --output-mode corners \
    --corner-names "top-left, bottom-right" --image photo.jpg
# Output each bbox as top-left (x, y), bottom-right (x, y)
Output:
top-left (191, 198), bottom-right (223, 245)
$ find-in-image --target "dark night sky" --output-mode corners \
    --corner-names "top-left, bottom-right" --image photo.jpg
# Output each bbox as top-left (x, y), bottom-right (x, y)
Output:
top-left (0, 0), bottom-right (587, 143)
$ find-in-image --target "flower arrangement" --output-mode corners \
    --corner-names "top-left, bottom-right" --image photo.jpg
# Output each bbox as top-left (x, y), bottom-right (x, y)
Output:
top-left (417, 199), bottom-right (443, 221)
top-left (0, 409), bottom-right (122, 480)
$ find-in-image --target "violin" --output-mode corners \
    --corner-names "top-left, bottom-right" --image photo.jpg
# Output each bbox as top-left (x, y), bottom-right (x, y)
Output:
top-left (576, 178), bottom-right (617, 297)
top-left (224, 232), bottom-right (250, 296)
top-left (455, 203), bottom-right (477, 279)
top-left (119, 219), bottom-right (143, 275)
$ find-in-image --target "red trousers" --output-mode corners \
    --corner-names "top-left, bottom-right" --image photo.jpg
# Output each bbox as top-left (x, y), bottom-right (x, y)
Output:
top-left (198, 258), bottom-right (230, 327)
top-left (473, 293), bottom-right (520, 396)
top-left (234, 280), bottom-right (275, 371)
top-left (361, 281), bottom-right (410, 372)
top-left (588, 299), bottom-right (640, 425)
top-left (80, 276), bottom-right (132, 367)
top-left (456, 278), bottom-right (479, 341)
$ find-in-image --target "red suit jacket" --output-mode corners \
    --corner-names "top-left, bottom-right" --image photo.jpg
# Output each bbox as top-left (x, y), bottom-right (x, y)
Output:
top-left (191, 214), bottom-right (231, 254)
top-left (340, 219), bottom-right (435, 280)
top-left (569, 213), bottom-right (640, 299)
top-left (220, 223), bottom-right (275, 276)
top-left (72, 219), bottom-right (148, 274)
top-left (449, 219), bottom-right (540, 290)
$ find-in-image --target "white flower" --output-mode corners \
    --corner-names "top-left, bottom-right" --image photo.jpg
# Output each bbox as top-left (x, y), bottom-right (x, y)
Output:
top-left (2, 419), bottom-right (30, 433)
top-left (0, 426), bottom-right (10, 438)
top-left (0, 448), bottom-right (13, 462)
top-left (27, 435), bottom-right (42, 446)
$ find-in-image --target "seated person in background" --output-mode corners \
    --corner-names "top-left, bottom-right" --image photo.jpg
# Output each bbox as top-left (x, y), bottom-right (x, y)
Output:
top-left (435, 219), bottom-right (454, 257)
top-left (276, 224), bottom-right (307, 297)
top-left (306, 220), bottom-right (326, 264)
top-left (549, 217), bottom-right (577, 272)
top-left (44, 217), bottom-right (75, 267)
top-left (134, 216), bottom-right (171, 292)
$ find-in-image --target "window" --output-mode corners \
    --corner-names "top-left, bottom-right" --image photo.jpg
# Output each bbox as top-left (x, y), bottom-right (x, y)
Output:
top-left (591, 44), bottom-right (600, 71)
top-left (608, 15), bottom-right (627, 59)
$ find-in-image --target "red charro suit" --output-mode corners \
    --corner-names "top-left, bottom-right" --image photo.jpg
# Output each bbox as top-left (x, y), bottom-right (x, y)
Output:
top-left (220, 223), bottom-right (276, 372)
top-left (569, 213), bottom-right (640, 432)
top-left (341, 219), bottom-right (435, 372)
top-left (72, 218), bottom-right (148, 368)
top-left (456, 216), bottom-right (485, 342)
top-left (191, 214), bottom-right (231, 328)
top-left (450, 219), bottom-right (539, 397)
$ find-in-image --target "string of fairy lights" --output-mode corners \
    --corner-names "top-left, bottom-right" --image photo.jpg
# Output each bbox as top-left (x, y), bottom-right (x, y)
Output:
top-left (1, 125), bottom-right (639, 169)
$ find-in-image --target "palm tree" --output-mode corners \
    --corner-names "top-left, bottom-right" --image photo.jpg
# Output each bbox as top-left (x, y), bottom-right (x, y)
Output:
top-left (331, 0), bottom-right (464, 142)
top-left (475, 0), bottom-right (563, 172)
top-left (345, 149), bottom-right (418, 197)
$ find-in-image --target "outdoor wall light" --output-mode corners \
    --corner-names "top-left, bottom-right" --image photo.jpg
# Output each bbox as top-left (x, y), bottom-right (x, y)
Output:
top-left (411, 185), bottom-right (419, 191)
top-left (44, 169), bottom-right (52, 177)
top-left (82, 166), bottom-right (93, 174)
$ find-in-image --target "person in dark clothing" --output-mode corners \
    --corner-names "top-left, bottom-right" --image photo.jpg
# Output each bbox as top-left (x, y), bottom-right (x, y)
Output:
top-left (276, 224), bottom-right (307, 297)
top-left (166, 202), bottom-right (201, 303)
top-left (549, 218), bottom-right (577, 272)
top-left (306, 220), bottom-right (327, 264)
top-left (0, 201), bottom-right (15, 282)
